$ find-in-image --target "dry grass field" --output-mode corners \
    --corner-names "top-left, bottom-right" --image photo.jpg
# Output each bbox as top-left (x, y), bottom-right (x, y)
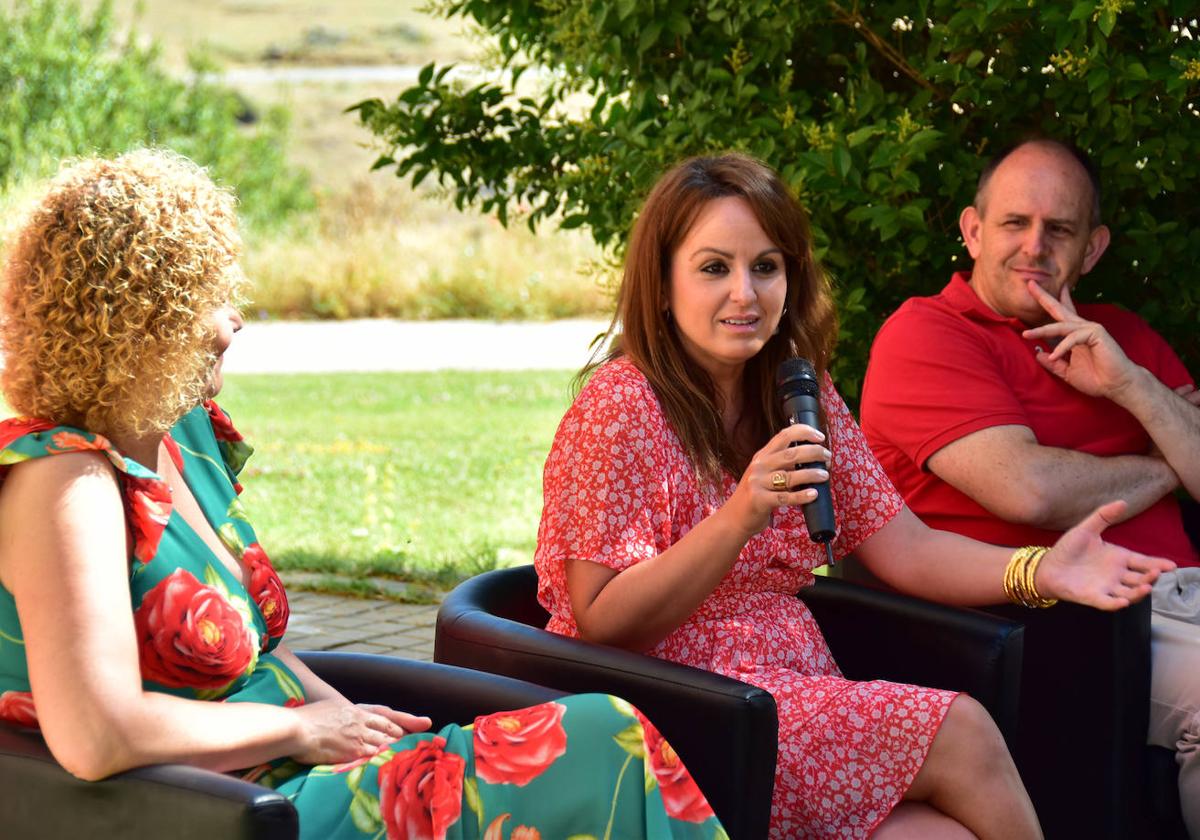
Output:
top-left (78, 0), bottom-right (476, 68)
top-left (57, 0), bottom-right (614, 320)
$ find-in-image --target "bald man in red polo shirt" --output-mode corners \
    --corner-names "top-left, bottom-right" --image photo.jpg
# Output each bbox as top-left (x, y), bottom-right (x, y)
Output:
top-left (860, 137), bottom-right (1200, 836)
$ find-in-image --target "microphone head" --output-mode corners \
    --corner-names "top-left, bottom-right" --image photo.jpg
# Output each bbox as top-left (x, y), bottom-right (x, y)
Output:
top-left (776, 357), bottom-right (819, 398)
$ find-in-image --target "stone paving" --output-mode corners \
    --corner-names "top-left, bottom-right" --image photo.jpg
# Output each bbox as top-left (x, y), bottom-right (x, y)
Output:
top-left (285, 590), bottom-right (439, 662)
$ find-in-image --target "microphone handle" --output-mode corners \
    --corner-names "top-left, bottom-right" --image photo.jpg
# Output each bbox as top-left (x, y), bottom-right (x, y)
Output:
top-left (785, 401), bottom-right (837, 544)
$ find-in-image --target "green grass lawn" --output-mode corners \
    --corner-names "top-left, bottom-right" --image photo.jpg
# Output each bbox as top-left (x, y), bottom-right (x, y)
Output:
top-left (218, 370), bottom-right (575, 588)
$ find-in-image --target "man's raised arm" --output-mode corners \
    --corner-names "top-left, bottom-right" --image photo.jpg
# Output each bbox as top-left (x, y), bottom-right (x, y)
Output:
top-left (1022, 280), bottom-right (1200, 499)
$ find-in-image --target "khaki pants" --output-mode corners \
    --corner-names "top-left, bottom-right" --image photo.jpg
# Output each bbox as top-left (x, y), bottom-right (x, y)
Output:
top-left (1149, 569), bottom-right (1200, 839)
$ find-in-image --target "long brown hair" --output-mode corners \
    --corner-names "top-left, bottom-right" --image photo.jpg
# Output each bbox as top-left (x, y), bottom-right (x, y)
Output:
top-left (584, 153), bottom-right (838, 484)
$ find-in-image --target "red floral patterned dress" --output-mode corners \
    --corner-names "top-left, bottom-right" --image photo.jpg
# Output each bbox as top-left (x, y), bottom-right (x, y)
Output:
top-left (0, 402), bottom-right (725, 840)
top-left (536, 357), bottom-right (959, 839)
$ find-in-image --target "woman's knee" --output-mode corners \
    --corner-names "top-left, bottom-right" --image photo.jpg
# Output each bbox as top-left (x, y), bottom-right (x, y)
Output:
top-left (927, 696), bottom-right (1012, 779)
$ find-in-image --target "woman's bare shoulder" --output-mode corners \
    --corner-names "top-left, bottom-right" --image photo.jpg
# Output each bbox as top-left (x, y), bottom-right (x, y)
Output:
top-left (0, 451), bottom-right (125, 584)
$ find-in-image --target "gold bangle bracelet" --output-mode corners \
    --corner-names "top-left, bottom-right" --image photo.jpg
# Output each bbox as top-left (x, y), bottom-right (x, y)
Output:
top-left (1003, 546), bottom-right (1058, 608)
top-left (1023, 547), bottom-right (1058, 608)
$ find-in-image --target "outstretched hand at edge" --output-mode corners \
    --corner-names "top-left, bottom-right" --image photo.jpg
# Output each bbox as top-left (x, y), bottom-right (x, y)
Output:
top-left (1038, 500), bottom-right (1175, 610)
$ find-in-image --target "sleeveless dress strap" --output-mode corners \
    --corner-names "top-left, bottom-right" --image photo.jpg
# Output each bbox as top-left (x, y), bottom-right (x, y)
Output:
top-left (0, 418), bottom-right (172, 565)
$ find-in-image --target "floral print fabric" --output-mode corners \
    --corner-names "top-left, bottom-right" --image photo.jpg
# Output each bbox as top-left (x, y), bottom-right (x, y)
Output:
top-left (535, 357), bottom-right (958, 839)
top-left (0, 403), bottom-right (724, 840)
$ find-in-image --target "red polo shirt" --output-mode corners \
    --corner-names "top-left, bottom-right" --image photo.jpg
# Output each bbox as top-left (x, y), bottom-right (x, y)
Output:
top-left (861, 271), bottom-right (1199, 566)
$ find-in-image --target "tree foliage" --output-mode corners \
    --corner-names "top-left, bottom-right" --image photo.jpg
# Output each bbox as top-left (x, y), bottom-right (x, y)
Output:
top-left (356, 0), bottom-right (1200, 397)
top-left (0, 0), bottom-right (311, 230)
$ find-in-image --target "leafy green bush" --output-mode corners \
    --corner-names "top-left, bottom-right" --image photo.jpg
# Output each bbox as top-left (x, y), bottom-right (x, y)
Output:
top-left (356, 0), bottom-right (1200, 398)
top-left (0, 0), bottom-right (311, 229)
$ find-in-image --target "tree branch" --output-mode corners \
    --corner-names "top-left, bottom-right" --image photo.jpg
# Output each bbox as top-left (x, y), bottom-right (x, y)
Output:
top-left (828, 2), bottom-right (943, 98)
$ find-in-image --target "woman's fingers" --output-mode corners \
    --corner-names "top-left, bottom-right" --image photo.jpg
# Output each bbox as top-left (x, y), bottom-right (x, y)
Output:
top-left (358, 706), bottom-right (412, 740)
top-left (753, 439), bottom-right (830, 480)
top-left (766, 488), bottom-right (819, 509)
top-left (364, 704), bottom-right (432, 734)
top-left (770, 423), bottom-right (825, 448)
top-left (767, 442), bottom-right (831, 468)
top-left (764, 467), bottom-right (827, 492)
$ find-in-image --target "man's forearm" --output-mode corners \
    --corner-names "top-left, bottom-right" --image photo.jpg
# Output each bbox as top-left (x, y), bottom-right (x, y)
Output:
top-left (927, 425), bottom-right (1179, 532)
top-left (1019, 447), bottom-right (1178, 530)
top-left (1114, 366), bottom-right (1200, 498)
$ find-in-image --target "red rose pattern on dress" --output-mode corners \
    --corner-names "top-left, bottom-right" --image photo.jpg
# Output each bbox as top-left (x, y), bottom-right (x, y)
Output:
top-left (133, 568), bottom-right (256, 690)
top-left (204, 399), bottom-right (244, 444)
top-left (243, 542), bottom-right (290, 648)
top-left (636, 710), bottom-right (714, 823)
top-left (0, 412), bottom-right (728, 840)
top-left (483, 815), bottom-right (540, 840)
top-left (204, 399), bottom-right (252, 488)
top-left (472, 701), bottom-right (568, 786)
top-left (378, 736), bottom-right (465, 840)
top-left (124, 476), bottom-right (173, 564)
top-left (535, 358), bottom-right (957, 839)
top-left (0, 690), bottom-right (37, 728)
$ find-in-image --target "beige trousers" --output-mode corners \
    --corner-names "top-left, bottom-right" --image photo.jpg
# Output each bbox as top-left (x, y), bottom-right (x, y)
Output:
top-left (1149, 569), bottom-right (1200, 839)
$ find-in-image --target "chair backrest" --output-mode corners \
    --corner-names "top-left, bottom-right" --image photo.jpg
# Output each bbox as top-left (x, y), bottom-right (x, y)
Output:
top-left (800, 572), bottom-right (1024, 743)
top-left (988, 599), bottom-right (1158, 839)
top-left (435, 565), bottom-right (778, 840)
top-left (833, 554), bottom-right (1173, 839)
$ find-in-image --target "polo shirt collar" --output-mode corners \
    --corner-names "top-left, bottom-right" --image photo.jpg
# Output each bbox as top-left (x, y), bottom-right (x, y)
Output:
top-left (943, 271), bottom-right (1028, 330)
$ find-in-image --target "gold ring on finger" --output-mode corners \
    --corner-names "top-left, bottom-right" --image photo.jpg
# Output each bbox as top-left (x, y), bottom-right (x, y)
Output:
top-left (770, 471), bottom-right (788, 491)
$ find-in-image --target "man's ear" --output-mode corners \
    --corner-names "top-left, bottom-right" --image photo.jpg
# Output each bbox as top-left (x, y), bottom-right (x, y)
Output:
top-left (959, 205), bottom-right (983, 259)
top-left (1080, 224), bottom-right (1111, 275)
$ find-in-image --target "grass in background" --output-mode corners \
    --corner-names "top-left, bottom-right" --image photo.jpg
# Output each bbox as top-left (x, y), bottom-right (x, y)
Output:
top-left (217, 370), bottom-right (574, 587)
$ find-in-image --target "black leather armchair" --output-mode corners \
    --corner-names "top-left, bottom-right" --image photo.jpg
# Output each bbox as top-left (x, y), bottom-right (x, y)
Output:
top-left (0, 651), bottom-right (564, 840)
top-left (835, 556), bottom-right (1187, 840)
top-left (984, 599), bottom-right (1184, 840)
top-left (434, 564), bottom-right (1025, 840)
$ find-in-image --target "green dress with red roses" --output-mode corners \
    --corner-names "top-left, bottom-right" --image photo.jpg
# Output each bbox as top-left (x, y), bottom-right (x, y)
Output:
top-left (0, 404), bottom-right (726, 840)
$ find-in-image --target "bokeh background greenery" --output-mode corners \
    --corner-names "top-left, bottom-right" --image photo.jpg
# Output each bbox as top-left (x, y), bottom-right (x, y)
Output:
top-left (4, 0), bottom-right (1198, 593)
top-left (0, 0), bottom-right (611, 323)
top-left (0, 0), bottom-right (602, 590)
top-left (359, 0), bottom-right (1200, 401)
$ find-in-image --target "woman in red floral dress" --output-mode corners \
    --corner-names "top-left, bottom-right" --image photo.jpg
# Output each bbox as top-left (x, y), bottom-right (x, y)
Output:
top-left (534, 153), bottom-right (1174, 839)
top-left (0, 150), bottom-right (725, 840)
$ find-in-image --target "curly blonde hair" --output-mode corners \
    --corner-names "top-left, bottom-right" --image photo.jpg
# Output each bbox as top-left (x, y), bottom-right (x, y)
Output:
top-left (1, 149), bottom-right (244, 438)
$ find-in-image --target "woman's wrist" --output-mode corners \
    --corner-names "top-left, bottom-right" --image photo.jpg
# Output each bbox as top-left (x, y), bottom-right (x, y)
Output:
top-left (1003, 546), bottom-right (1058, 608)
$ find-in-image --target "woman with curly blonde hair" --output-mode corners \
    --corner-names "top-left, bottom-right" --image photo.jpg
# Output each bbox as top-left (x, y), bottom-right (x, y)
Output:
top-left (0, 150), bottom-right (726, 840)
top-left (2, 149), bottom-right (244, 440)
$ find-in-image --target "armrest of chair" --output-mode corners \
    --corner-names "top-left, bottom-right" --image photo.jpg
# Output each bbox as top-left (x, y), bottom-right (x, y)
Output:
top-left (435, 567), bottom-right (777, 840)
top-left (828, 553), bottom-right (1155, 839)
top-left (798, 574), bottom-right (1025, 742)
top-left (0, 655), bottom-right (559, 840)
top-left (296, 650), bottom-right (565, 726)
top-left (980, 598), bottom-right (1153, 839)
top-left (0, 723), bottom-right (296, 840)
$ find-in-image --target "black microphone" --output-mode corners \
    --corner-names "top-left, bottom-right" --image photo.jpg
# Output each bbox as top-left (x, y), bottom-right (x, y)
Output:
top-left (775, 358), bottom-right (837, 566)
